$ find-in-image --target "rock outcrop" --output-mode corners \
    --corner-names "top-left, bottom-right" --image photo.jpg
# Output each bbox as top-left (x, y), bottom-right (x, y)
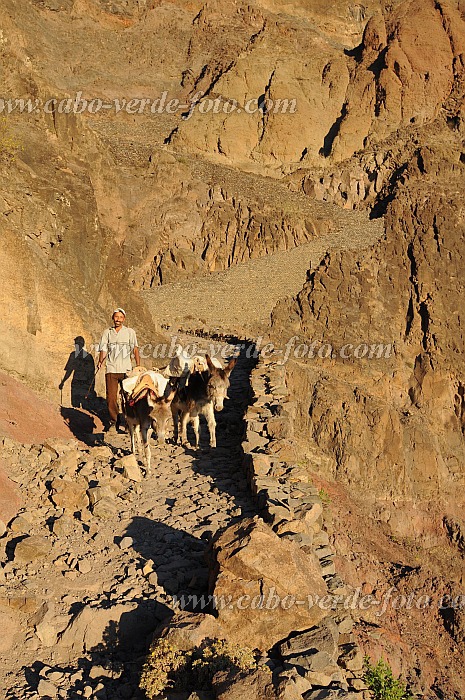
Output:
top-left (272, 135), bottom-right (465, 512)
top-left (207, 516), bottom-right (327, 650)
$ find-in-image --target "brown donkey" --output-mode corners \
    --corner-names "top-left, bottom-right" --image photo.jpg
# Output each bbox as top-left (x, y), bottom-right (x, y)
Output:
top-left (171, 355), bottom-right (237, 449)
top-left (121, 382), bottom-right (177, 473)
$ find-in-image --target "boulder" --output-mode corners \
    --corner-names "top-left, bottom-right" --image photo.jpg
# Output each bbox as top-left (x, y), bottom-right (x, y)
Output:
top-left (43, 439), bottom-right (79, 455)
top-left (35, 620), bottom-right (58, 647)
top-left (243, 432), bottom-right (269, 452)
top-left (275, 668), bottom-right (313, 700)
top-left (51, 449), bottom-right (83, 475)
top-left (91, 446), bottom-right (113, 462)
top-left (265, 417), bottom-right (291, 440)
top-left (251, 454), bottom-right (273, 476)
top-left (279, 617), bottom-right (339, 661)
top-left (122, 462), bottom-right (143, 483)
top-left (114, 454), bottom-right (143, 481)
top-left (49, 478), bottom-right (89, 511)
top-left (338, 643), bottom-right (364, 671)
top-left (9, 514), bottom-right (32, 533)
top-left (37, 679), bottom-right (58, 697)
top-left (274, 519), bottom-right (306, 537)
top-left (293, 650), bottom-right (335, 673)
top-left (114, 453), bottom-right (138, 470)
top-left (52, 514), bottom-right (78, 538)
top-left (0, 609), bottom-right (20, 651)
top-left (301, 502), bottom-right (323, 527)
top-left (78, 559), bottom-right (92, 574)
top-left (156, 611), bottom-right (226, 650)
top-left (91, 497), bottom-right (118, 519)
top-left (14, 535), bottom-right (52, 563)
top-left (87, 485), bottom-right (114, 506)
top-left (60, 602), bottom-right (156, 653)
top-left (214, 667), bottom-right (277, 700)
top-left (207, 517), bottom-right (327, 650)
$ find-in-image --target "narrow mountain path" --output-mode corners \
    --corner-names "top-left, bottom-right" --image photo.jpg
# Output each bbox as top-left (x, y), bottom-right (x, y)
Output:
top-left (2, 337), bottom-right (257, 700)
top-left (143, 214), bottom-right (383, 333)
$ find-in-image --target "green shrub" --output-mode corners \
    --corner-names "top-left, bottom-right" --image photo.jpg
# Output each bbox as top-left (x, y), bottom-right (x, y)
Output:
top-left (318, 487), bottom-right (331, 506)
top-left (140, 639), bottom-right (188, 698)
top-left (140, 637), bottom-right (257, 698)
top-left (363, 655), bottom-right (413, 700)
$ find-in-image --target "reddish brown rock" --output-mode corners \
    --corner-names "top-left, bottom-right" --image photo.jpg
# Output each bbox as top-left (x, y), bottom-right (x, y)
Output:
top-left (208, 517), bottom-right (327, 650)
top-left (156, 610), bottom-right (226, 650)
top-left (50, 479), bottom-right (89, 512)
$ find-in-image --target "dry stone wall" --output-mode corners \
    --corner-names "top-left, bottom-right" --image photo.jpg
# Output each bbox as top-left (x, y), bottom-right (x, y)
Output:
top-left (240, 346), bottom-right (371, 699)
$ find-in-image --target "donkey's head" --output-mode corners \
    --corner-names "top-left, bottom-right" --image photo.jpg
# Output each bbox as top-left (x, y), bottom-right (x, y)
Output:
top-left (148, 383), bottom-right (178, 442)
top-left (205, 355), bottom-right (237, 411)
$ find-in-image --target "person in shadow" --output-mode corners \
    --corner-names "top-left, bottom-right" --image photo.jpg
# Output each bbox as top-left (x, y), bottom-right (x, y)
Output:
top-left (59, 336), bottom-right (96, 409)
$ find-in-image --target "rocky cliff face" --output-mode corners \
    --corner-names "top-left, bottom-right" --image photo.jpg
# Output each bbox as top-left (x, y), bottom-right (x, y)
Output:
top-left (10, 0), bottom-right (458, 393)
top-left (288, 0), bottom-right (465, 210)
top-left (0, 0), bottom-right (365, 392)
top-left (271, 85), bottom-right (465, 532)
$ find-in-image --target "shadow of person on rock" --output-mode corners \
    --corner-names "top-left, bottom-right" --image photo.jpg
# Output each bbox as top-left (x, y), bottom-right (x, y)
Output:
top-left (59, 336), bottom-right (109, 445)
top-left (60, 406), bottom-right (99, 446)
top-left (59, 336), bottom-right (96, 410)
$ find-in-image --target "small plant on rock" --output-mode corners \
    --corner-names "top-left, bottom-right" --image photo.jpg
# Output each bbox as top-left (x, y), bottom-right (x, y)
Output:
top-left (318, 487), bottom-right (331, 506)
top-left (140, 639), bottom-right (192, 698)
top-left (363, 655), bottom-right (413, 700)
top-left (191, 638), bottom-right (256, 688)
top-left (140, 636), bottom-right (257, 698)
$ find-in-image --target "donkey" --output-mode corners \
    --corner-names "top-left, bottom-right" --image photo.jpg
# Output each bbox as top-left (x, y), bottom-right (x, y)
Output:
top-left (121, 382), bottom-right (177, 473)
top-left (171, 355), bottom-right (237, 449)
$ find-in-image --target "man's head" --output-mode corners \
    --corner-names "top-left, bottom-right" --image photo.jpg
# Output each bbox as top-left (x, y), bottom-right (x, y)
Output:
top-left (112, 308), bottom-right (126, 328)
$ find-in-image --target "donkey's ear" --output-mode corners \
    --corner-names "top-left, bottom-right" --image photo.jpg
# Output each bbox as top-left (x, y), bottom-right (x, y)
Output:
top-left (225, 357), bottom-right (237, 375)
top-left (206, 354), bottom-right (215, 372)
top-left (164, 386), bottom-right (177, 403)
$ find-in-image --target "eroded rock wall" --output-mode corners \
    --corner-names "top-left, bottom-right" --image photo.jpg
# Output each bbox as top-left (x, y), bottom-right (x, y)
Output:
top-left (271, 135), bottom-right (465, 521)
top-left (293, 0), bottom-right (465, 209)
top-left (0, 0), bottom-right (350, 394)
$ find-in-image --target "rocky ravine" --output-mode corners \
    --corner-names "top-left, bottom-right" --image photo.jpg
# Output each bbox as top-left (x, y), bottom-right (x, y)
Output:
top-left (4, 0), bottom-right (456, 394)
top-left (2, 0), bottom-right (465, 698)
top-left (0, 336), bottom-right (256, 699)
top-left (0, 0), bottom-right (382, 396)
top-left (0, 334), bottom-right (375, 700)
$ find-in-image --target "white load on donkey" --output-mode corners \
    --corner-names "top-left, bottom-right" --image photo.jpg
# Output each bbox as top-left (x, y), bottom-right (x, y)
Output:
top-left (119, 347), bottom-right (234, 472)
top-left (160, 347), bottom-right (223, 380)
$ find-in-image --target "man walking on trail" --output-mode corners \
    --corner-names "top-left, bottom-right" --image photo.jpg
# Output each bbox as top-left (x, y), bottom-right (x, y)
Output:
top-left (98, 308), bottom-right (140, 431)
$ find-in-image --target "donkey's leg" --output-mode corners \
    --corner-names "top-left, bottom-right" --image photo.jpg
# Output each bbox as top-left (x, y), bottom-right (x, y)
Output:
top-left (205, 403), bottom-right (217, 448)
top-left (171, 407), bottom-right (179, 444)
top-left (141, 422), bottom-right (152, 474)
top-left (134, 424), bottom-right (143, 458)
top-left (129, 422), bottom-right (136, 456)
top-left (180, 411), bottom-right (190, 447)
top-left (192, 415), bottom-right (200, 449)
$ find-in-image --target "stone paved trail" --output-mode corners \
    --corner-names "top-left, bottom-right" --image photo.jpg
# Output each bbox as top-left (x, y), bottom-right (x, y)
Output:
top-left (2, 338), bottom-right (257, 700)
top-left (143, 215), bottom-right (384, 334)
